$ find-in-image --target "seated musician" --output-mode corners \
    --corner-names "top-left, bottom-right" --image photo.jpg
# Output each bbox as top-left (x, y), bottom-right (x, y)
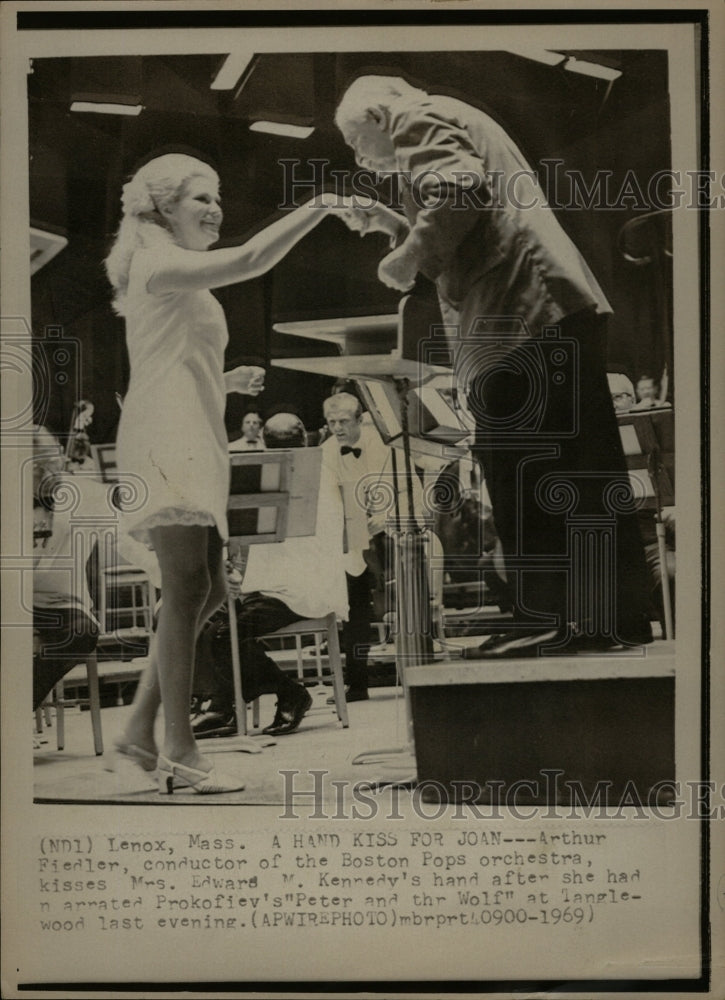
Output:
top-left (190, 412), bottom-right (348, 737)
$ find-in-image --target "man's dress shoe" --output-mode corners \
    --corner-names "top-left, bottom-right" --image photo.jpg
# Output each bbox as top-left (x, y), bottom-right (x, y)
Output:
top-left (191, 709), bottom-right (237, 739)
top-left (463, 627), bottom-right (652, 659)
top-left (190, 695), bottom-right (209, 720)
top-left (262, 685), bottom-right (313, 736)
top-left (473, 627), bottom-right (565, 657)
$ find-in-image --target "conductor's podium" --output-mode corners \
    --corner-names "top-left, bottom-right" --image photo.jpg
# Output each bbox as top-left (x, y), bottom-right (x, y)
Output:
top-left (408, 642), bottom-right (675, 806)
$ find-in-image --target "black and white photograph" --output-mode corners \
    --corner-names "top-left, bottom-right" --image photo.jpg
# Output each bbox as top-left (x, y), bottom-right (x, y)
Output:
top-left (1, 3), bottom-right (722, 996)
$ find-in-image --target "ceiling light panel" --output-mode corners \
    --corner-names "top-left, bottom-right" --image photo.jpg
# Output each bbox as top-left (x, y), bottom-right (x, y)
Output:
top-left (211, 51), bottom-right (254, 90)
top-left (70, 100), bottom-right (144, 115)
top-left (249, 121), bottom-right (314, 139)
top-left (506, 48), bottom-right (567, 67)
top-left (564, 58), bottom-right (622, 81)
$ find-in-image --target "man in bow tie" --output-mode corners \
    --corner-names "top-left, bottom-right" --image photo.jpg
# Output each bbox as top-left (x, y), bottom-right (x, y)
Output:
top-left (321, 392), bottom-right (415, 701)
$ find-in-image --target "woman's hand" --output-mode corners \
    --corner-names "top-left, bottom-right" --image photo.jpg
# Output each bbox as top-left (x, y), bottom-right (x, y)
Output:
top-left (312, 193), bottom-right (404, 231)
top-left (225, 365), bottom-right (265, 396)
top-left (377, 245), bottom-right (418, 292)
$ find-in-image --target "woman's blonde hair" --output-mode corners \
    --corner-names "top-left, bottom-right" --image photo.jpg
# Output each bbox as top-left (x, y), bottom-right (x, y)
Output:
top-left (104, 153), bottom-right (219, 315)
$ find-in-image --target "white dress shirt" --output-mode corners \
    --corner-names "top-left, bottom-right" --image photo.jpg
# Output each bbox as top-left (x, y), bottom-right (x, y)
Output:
top-left (240, 459), bottom-right (349, 621)
top-left (321, 421), bottom-right (425, 576)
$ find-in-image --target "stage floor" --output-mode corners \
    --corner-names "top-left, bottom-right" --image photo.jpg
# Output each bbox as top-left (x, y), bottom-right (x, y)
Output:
top-left (32, 683), bottom-right (417, 806)
top-left (33, 633), bottom-right (674, 807)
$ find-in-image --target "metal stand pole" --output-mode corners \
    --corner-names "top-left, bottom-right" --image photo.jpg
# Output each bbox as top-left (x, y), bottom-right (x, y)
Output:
top-left (203, 548), bottom-right (273, 756)
top-left (655, 521), bottom-right (674, 640)
top-left (648, 446), bottom-right (674, 640)
top-left (352, 377), bottom-right (434, 784)
top-left (227, 599), bottom-right (247, 738)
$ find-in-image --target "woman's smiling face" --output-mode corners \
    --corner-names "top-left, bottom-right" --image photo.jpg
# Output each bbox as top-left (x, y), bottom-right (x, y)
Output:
top-left (164, 174), bottom-right (222, 250)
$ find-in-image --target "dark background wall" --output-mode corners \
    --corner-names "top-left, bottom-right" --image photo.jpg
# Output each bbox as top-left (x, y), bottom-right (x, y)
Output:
top-left (28, 49), bottom-right (673, 446)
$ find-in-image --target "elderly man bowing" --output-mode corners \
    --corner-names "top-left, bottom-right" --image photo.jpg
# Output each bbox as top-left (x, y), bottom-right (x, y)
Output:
top-left (335, 74), bottom-right (653, 657)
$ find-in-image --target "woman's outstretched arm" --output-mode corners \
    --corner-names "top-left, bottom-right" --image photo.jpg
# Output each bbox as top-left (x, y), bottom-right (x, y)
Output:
top-left (148, 195), bottom-right (350, 295)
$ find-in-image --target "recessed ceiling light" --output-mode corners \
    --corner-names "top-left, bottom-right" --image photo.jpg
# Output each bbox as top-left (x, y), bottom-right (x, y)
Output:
top-left (30, 226), bottom-right (68, 274)
top-left (71, 96), bottom-right (143, 116)
top-left (564, 58), bottom-right (622, 81)
top-left (211, 51), bottom-right (254, 90)
top-left (506, 48), bottom-right (566, 67)
top-left (249, 121), bottom-right (315, 140)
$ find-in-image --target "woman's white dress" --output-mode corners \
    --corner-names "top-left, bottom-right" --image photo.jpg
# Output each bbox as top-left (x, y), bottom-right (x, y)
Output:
top-left (115, 246), bottom-right (230, 577)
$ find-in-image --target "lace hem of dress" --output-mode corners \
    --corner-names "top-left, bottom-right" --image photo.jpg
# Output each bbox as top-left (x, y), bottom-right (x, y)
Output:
top-left (129, 507), bottom-right (217, 544)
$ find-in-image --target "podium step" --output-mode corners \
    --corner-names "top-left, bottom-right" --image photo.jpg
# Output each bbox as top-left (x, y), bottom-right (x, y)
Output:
top-left (407, 641), bottom-right (676, 806)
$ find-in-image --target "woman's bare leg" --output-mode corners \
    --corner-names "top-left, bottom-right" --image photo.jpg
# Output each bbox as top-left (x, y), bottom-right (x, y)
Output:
top-left (119, 638), bottom-right (162, 756)
top-left (120, 525), bottom-right (208, 768)
top-left (119, 526), bottom-right (227, 763)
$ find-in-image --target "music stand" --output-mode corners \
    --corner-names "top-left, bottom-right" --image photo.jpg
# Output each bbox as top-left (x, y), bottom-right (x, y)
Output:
top-left (349, 375), bottom-right (443, 784)
top-left (206, 449), bottom-right (323, 756)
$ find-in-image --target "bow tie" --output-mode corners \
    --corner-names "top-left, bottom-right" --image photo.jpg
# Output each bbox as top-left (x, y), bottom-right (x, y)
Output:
top-left (340, 446), bottom-right (362, 458)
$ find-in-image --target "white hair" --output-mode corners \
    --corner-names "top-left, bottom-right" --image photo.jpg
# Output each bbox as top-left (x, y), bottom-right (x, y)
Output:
top-left (104, 153), bottom-right (218, 316)
top-left (323, 392), bottom-right (362, 419)
top-left (335, 75), bottom-right (425, 133)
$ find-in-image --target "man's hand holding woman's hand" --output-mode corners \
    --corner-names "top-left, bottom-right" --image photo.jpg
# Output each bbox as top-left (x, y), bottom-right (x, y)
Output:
top-left (312, 193), bottom-right (407, 239)
top-left (338, 200), bottom-right (408, 240)
top-left (309, 192), bottom-right (417, 291)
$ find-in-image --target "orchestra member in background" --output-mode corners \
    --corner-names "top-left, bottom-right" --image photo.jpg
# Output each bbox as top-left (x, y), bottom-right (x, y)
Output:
top-left (608, 372), bottom-right (637, 413)
top-left (632, 374), bottom-right (662, 410)
top-left (336, 75), bottom-right (653, 658)
top-left (66, 431), bottom-right (102, 478)
top-left (104, 152), bottom-right (355, 794)
top-left (228, 409), bottom-right (266, 451)
top-left (63, 400), bottom-right (102, 478)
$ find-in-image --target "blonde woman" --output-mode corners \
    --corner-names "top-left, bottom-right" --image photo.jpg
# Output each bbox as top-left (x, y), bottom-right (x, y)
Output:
top-left (105, 152), bottom-right (348, 793)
